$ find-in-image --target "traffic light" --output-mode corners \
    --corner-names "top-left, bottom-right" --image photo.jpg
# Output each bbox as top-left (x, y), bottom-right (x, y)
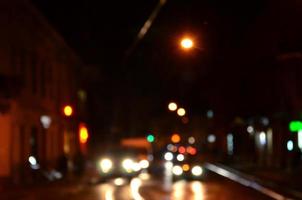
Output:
top-left (146, 134), bottom-right (155, 143)
top-left (79, 123), bottom-right (89, 144)
top-left (289, 121), bottom-right (302, 132)
top-left (63, 105), bottom-right (73, 117)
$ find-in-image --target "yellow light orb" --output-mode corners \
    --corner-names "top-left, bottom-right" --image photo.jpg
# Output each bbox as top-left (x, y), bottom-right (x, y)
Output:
top-left (180, 38), bottom-right (193, 49)
top-left (168, 102), bottom-right (178, 111)
top-left (182, 164), bottom-right (190, 172)
top-left (79, 126), bottom-right (89, 144)
top-left (177, 108), bottom-right (186, 116)
top-left (63, 105), bottom-right (73, 117)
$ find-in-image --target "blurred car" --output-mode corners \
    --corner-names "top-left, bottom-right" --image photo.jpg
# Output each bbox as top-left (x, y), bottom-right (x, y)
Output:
top-left (163, 145), bottom-right (205, 180)
top-left (171, 161), bottom-right (204, 180)
top-left (94, 147), bottom-right (150, 181)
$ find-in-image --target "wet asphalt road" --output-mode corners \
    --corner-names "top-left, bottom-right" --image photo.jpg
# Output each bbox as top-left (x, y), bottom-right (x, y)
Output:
top-left (1, 172), bottom-right (273, 200)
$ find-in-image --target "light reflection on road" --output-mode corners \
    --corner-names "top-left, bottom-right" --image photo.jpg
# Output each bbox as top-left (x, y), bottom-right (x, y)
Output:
top-left (91, 173), bottom-right (271, 200)
top-left (96, 183), bottom-right (115, 200)
top-left (169, 180), bottom-right (205, 200)
top-left (130, 178), bottom-right (144, 200)
top-left (191, 181), bottom-right (204, 200)
top-left (172, 180), bottom-right (186, 199)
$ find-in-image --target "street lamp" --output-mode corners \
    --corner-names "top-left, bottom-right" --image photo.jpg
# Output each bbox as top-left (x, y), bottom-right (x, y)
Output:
top-left (168, 102), bottom-right (178, 111)
top-left (180, 37), bottom-right (194, 50)
top-left (177, 108), bottom-right (186, 117)
top-left (63, 105), bottom-right (73, 117)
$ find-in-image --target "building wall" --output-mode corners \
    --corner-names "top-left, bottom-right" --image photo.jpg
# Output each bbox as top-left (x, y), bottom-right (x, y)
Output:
top-left (0, 114), bottom-right (12, 178)
top-left (0, 0), bottom-right (80, 183)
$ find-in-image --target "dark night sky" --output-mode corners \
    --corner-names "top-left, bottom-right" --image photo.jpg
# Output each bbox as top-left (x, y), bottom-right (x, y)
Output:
top-left (31, 0), bottom-right (302, 137)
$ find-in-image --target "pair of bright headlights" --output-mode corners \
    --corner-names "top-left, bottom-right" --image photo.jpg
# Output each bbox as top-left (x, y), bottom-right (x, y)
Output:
top-left (99, 158), bottom-right (149, 174)
top-left (172, 165), bottom-right (203, 176)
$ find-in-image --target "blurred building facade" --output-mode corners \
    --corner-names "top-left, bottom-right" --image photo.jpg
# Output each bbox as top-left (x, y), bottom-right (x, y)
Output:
top-left (0, 0), bottom-right (81, 184)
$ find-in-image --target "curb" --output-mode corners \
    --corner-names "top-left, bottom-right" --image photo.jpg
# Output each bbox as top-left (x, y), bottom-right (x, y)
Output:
top-left (204, 163), bottom-right (302, 200)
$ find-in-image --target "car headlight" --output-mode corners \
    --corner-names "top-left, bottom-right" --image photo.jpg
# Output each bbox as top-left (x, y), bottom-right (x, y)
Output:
top-left (122, 158), bottom-right (134, 173)
top-left (99, 158), bottom-right (113, 173)
top-left (172, 165), bottom-right (183, 176)
top-left (132, 162), bottom-right (141, 172)
top-left (191, 166), bottom-right (203, 176)
top-left (164, 152), bottom-right (174, 161)
top-left (139, 160), bottom-right (149, 169)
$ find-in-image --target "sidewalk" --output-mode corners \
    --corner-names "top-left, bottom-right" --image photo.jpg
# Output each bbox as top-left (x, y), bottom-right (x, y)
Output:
top-left (215, 161), bottom-right (302, 199)
top-left (0, 176), bottom-right (87, 199)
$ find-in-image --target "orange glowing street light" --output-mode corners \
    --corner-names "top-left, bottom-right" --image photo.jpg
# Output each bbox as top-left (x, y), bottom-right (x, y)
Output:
top-left (180, 37), bottom-right (194, 49)
top-left (63, 105), bottom-right (73, 117)
top-left (171, 133), bottom-right (181, 143)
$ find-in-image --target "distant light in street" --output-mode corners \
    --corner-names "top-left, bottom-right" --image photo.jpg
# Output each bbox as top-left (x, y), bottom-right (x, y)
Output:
top-left (165, 161), bottom-right (173, 169)
top-left (180, 38), bottom-right (193, 49)
top-left (191, 166), bottom-right (203, 176)
top-left (187, 146), bottom-right (197, 155)
top-left (79, 123), bottom-right (89, 144)
top-left (298, 131), bottom-right (302, 150)
top-left (139, 160), bottom-right (149, 169)
top-left (164, 152), bottom-right (174, 161)
top-left (177, 108), bottom-right (186, 116)
top-left (227, 133), bottom-right (234, 155)
top-left (247, 126), bottom-right (254, 134)
top-left (261, 117), bottom-right (269, 126)
top-left (287, 140), bottom-right (294, 151)
top-left (177, 154), bottom-right (185, 161)
top-left (122, 159), bottom-right (134, 172)
top-left (289, 121), bottom-right (302, 132)
top-left (99, 158), bottom-right (113, 173)
top-left (168, 102), bottom-right (178, 111)
top-left (131, 162), bottom-right (141, 172)
top-left (148, 154), bottom-right (154, 161)
top-left (40, 115), bottom-right (52, 129)
top-left (28, 156), bottom-right (37, 166)
top-left (188, 137), bottom-right (195, 144)
top-left (182, 164), bottom-right (190, 172)
top-left (63, 105), bottom-right (73, 117)
top-left (171, 134), bottom-right (181, 143)
top-left (139, 172), bottom-right (151, 180)
top-left (172, 165), bottom-right (183, 176)
top-left (167, 144), bottom-right (174, 151)
top-left (113, 178), bottom-right (126, 186)
top-left (77, 89), bottom-right (87, 102)
top-left (146, 134), bottom-right (155, 143)
top-left (259, 132), bottom-right (266, 145)
top-left (178, 146), bottom-right (186, 154)
top-left (28, 156), bottom-right (40, 170)
top-left (207, 134), bottom-right (216, 143)
top-left (207, 110), bottom-right (214, 119)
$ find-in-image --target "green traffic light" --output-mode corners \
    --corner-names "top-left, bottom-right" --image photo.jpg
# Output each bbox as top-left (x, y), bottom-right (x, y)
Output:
top-left (147, 134), bottom-right (155, 143)
top-left (289, 121), bottom-right (302, 132)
